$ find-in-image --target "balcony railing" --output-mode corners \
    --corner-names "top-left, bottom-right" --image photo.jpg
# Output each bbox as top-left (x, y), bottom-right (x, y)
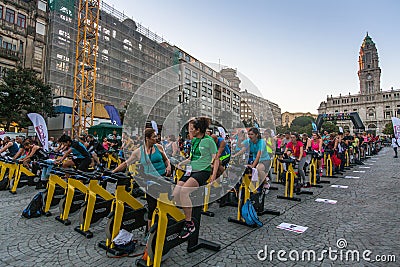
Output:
top-left (0, 47), bottom-right (22, 61)
top-left (0, 19), bottom-right (28, 36)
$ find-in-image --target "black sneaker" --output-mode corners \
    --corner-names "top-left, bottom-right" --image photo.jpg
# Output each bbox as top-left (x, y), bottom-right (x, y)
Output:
top-left (35, 180), bottom-right (47, 190)
top-left (179, 220), bottom-right (195, 239)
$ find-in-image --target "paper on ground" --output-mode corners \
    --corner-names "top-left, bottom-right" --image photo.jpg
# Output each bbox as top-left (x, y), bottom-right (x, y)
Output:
top-left (277, 223), bottom-right (308, 233)
top-left (315, 198), bottom-right (337, 204)
top-left (331, 185), bottom-right (349, 188)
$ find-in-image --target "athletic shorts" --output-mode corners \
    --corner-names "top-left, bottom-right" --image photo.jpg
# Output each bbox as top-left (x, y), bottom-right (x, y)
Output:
top-left (221, 156), bottom-right (231, 167)
top-left (259, 160), bottom-right (271, 171)
top-left (180, 170), bottom-right (210, 186)
top-left (72, 157), bottom-right (91, 172)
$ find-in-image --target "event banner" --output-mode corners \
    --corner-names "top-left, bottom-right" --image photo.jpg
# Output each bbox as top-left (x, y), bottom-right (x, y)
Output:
top-left (392, 117), bottom-right (400, 139)
top-left (104, 105), bottom-right (122, 126)
top-left (27, 113), bottom-right (49, 151)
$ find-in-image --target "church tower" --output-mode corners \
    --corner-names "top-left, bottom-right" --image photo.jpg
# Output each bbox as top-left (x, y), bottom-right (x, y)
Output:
top-left (358, 33), bottom-right (381, 95)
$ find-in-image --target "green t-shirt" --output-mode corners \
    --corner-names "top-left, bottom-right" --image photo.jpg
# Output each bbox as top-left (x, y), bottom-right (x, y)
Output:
top-left (190, 135), bottom-right (218, 172)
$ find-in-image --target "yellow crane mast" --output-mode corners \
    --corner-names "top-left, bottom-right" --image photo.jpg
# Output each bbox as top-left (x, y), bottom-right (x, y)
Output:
top-left (72, 0), bottom-right (100, 138)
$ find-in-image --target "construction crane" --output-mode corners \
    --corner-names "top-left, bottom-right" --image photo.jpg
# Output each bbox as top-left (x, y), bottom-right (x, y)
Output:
top-left (72, 0), bottom-right (100, 138)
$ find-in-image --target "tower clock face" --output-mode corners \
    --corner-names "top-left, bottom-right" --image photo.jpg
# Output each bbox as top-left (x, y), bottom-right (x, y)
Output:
top-left (367, 74), bottom-right (372, 80)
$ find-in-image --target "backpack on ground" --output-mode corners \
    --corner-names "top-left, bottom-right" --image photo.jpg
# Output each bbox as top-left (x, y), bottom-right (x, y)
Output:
top-left (22, 191), bottom-right (45, 218)
top-left (0, 176), bottom-right (9, 190)
top-left (241, 199), bottom-right (263, 227)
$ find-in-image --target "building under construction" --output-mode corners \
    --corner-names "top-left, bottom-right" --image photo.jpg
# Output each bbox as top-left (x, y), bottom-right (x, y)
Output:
top-left (46, 0), bottom-right (177, 135)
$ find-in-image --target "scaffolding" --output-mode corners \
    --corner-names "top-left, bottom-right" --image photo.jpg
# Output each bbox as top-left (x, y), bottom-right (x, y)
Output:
top-left (46, 0), bottom-right (176, 134)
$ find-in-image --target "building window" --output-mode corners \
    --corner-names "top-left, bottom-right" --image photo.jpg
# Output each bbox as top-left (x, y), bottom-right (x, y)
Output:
top-left (19, 41), bottom-right (23, 53)
top-left (34, 47), bottom-right (43, 61)
top-left (5, 8), bottom-right (15, 23)
top-left (17, 13), bottom-right (26, 28)
top-left (38, 0), bottom-right (47, 12)
top-left (36, 22), bottom-right (46, 35)
top-left (0, 6), bottom-right (3, 20)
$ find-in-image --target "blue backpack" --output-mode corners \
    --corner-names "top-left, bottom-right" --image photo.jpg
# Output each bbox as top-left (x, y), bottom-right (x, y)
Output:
top-left (241, 199), bottom-right (263, 227)
top-left (22, 192), bottom-right (45, 219)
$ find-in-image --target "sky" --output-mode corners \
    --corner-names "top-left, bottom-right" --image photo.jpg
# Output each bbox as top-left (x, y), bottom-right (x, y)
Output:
top-left (106, 0), bottom-right (400, 113)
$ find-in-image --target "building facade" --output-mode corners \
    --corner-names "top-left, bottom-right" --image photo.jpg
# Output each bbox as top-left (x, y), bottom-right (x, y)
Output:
top-left (240, 89), bottom-right (282, 128)
top-left (318, 33), bottom-right (400, 134)
top-left (0, 0), bottom-right (48, 78)
top-left (46, 0), bottom-right (176, 135)
top-left (281, 112), bottom-right (318, 127)
top-left (169, 45), bottom-right (241, 131)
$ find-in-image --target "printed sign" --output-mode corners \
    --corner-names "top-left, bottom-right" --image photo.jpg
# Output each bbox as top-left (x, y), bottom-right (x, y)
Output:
top-left (315, 198), bottom-right (337, 204)
top-left (359, 167), bottom-right (370, 169)
top-left (277, 223), bottom-right (308, 233)
top-left (345, 176), bottom-right (360, 179)
top-left (353, 171), bottom-right (365, 173)
top-left (330, 185), bottom-right (349, 189)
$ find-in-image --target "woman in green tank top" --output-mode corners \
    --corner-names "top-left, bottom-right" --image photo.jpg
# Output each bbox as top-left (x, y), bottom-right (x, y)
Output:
top-left (173, 117), bottom-right (219, 239)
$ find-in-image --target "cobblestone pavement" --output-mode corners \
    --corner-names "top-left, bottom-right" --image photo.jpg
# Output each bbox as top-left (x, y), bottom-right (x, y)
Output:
top-left (0, 147), bottom-right (399, 267)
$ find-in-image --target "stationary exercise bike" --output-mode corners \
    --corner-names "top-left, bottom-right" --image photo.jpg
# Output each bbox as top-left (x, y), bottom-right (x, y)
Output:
top-left (307, 150), bottom-right (330, 188)
top-left (9, 160), bottom-right (36, 194)
top-left (74, 172), bottom-right (115, 238)
top-left (277, 158), bottom-right (313, 201)
top-left (98, 172), bottom-right (147, 255)
top-left (55, 169), bottom-right (94, 225)
top-left (0, 156), bottom-right (18, 190)
top-left (228, 166), bottom-right (280, 227)
top-left (136, 173), bottom-right (221, 267)
top-left (322, 149), bottom-right (339, 178)
top-left (43, 167), bottom-right (68, 216)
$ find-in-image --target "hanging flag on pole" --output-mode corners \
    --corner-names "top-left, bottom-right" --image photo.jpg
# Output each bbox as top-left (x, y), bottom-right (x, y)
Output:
top-left (217, 127), bottom-right (226, 138)
top-left (312, 122), bottom-right (317, 132)
top-left (151, 121), bottom-right (158, 134)
top-left (27, 113), bottom-right (49, 151)
top-left (392, 117), bottom-right (400, 139)
top-left (104, 105), bottom-right (121, 126)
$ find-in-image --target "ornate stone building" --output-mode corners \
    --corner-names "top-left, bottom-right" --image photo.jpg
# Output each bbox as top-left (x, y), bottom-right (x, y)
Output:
top-left (0, 0), bottom-right (48, 78)
top-left (318, 33), bottom-right (400, 134)
top-left (240, 89), bottom-right (282, 128)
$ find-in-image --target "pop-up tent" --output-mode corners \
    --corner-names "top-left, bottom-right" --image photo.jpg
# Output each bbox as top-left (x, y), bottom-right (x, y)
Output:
top-left (88, 123), bottom-right (122, 140)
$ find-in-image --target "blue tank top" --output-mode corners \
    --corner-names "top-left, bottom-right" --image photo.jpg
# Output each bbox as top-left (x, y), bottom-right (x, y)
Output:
top-left (71, 141), bottom-right (90, 159)
top-left (140, 145), bottom-right (166, 176)
top-left (217, 137), bottom-right (231, 158)
top-left (8, 142), bottom-right (19, 156)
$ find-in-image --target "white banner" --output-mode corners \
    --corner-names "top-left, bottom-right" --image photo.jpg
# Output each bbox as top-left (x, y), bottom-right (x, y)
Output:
top-left (151, 120), bottom-right (158, 134)
top-left (217, 127), bottom-right (226, 139)
top-left (27, 113), bottom-right (48, 151)
top-left (392, 117), bottom-right (400, 139)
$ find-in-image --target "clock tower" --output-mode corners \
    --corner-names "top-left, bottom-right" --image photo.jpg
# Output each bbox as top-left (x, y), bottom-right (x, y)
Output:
top-left (358, 33), bottom-right (381, 95)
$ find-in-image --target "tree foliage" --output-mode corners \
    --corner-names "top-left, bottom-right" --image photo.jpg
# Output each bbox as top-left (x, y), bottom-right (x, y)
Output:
top-left (321, 121), bottom-right (339, 133)
top-left (123, 101), bottom-right (146, 135)
top-left (382, 122), bottom-right (394, 135)
top-left (291, 116), bottom-right (315, 127)
top-left (0, 67), bottom-right (56, 131)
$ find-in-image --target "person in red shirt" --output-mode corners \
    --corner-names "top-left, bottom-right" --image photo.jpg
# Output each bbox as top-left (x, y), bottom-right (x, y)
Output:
top-left (284, 133), bottom-right (307, 186)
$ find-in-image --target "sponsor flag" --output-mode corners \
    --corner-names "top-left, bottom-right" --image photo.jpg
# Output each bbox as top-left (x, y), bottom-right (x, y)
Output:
top-left (217, 127), bottom-right (226, 138)
top-left (312, 122), bottom-right (317, 132)
top-left (104, 105), bottom-right (121, 126)
top-left (151, 121), bottom-right (158, 134)
top-left (392, 117), bottom-right (400, 139)
top-left (27, 113), bottom-right (49, 151)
